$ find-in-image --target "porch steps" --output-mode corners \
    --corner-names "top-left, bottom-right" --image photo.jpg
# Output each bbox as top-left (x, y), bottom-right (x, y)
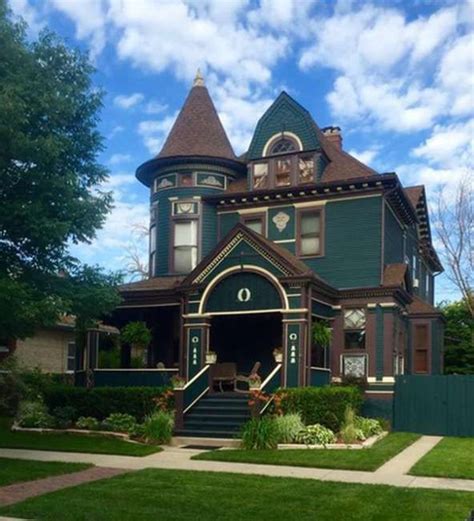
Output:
top-left (175, 392), bottom-right (251, 439)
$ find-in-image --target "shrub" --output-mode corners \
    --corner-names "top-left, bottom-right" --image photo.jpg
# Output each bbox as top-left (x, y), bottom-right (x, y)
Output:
top-left (295, 424), bottom-right (336, 446)
top-left (273, 413), bottom-right (305, 443)
top-left (52, 406), bottom-right (77, 429)
top-left (16, 400), bottom-right (54, 428)
top-left (143, 411), bottom-right (174, 444)
top-left (355, 416), bottom-right (383, 439)
top-left (129, 423), bottom-right (146, 439)
top-left (240, 417), bottom-right (279, 450)
top-left (0, 357), bottom-right (28, 415)
top-left (340, 407), bottom-right (365, 444)
top-left (278, 386), bottom-right (363, 431)
top-left (102, 413), bottom-right (137, 433)
top-left (43, 386), bottom-right (169, 421)
top-left (76, 416), bottom-right (101, 430)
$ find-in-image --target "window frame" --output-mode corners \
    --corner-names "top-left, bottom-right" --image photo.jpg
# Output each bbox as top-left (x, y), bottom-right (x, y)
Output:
top-left (170, 203), bottom-right (200, 274)
top-left (296, 207), bottom-right (324, 258)
top-left (241, 212), bottom-right (266, 236)
top-left (66, 341), bottom-right (76, 373)
top-left (343, 308), bottom-right (367, 350)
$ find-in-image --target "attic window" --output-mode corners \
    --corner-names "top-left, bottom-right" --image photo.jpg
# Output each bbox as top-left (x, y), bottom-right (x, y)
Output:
top-left (270, 138), bottom-right (297, 155)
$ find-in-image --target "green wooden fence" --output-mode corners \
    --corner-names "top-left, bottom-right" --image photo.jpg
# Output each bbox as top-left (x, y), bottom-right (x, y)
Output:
top-left (393, 375), bottom-right (474, 436)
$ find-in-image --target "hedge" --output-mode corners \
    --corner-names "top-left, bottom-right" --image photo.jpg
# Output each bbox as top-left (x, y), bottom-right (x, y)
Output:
top-left (277, 386), bottom-right (363, 431)
top-left (42, 386), bottom-right (168, 421)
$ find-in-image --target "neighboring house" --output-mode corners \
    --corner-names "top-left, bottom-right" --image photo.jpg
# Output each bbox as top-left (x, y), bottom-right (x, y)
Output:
top-left (3, 317), bottom-right (117, 374)
top-left (81, 72), bottom-right (444, 416)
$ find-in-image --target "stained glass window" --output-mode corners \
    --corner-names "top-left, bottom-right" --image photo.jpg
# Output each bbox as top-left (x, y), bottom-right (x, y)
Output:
top-left (298, 155), bottom-right (315, 184)
top-left (344, 309), bottom-right (366, 349)
top-left (275, 158), bottom-right (291, 186)
top-left (343, 355), bottom-right (366, 378)
top-left (253, 163), bottom-right (269, 189)
top-left (270, 138), bottom-right (297, 155)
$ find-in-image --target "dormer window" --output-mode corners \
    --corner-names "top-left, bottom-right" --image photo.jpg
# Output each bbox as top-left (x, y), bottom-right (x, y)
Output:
top-left (275, 158), bottom-right (291, 187)
top-left (270, 138), bottom-right (297, 155)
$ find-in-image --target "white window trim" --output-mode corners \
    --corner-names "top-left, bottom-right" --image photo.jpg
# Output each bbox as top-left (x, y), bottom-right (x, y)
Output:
top-left (262, 131), bottom-right (303, 157)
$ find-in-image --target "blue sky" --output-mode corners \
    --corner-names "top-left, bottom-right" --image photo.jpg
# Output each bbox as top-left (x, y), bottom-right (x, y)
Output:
top-left (10, 0), bottom-right (473, 302)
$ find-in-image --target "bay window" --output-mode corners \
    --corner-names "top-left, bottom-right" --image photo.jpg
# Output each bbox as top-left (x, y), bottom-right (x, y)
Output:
top-left (149, 224), bottom-right (157, 276)
top-left (173, 220), bottom-right (198, 273)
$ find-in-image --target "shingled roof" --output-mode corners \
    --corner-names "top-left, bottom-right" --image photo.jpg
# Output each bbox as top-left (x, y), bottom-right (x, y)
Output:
top-left (157, 72), bottom-right (237, 161)
top-left (408, 295), bottom-right (442, 316)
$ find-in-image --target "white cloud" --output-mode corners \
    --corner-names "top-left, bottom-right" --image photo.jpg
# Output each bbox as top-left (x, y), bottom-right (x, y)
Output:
top-left (412, 120), bottom-right (474, 167)
top-left (347, 147), bottom-right (378, 166)
top-left (108, 153), bottom-right (132, 165)
top-left (137, 115), bottom-right (177, 155)
top-left (9, 0), bottom-right (44, 33)
top-left (47, 0), bottom-right (107, 58)
top-left (113, 93), bottom-right (144, 109)
top-left (299, 3), bottom-right (470, 133)
top-left (144, 101), bottom-right (168, 115)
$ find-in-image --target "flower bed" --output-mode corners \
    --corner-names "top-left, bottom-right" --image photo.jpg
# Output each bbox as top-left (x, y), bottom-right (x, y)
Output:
top-left (277, 431), bottom-right (387, 450)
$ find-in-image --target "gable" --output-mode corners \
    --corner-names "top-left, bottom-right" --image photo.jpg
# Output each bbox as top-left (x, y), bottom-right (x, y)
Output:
top-left (246, 92), bottom-right (321, 160)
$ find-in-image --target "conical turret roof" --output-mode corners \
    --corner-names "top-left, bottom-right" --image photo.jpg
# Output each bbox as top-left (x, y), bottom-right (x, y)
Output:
top-left (157, 71), bottom-right (236, 160)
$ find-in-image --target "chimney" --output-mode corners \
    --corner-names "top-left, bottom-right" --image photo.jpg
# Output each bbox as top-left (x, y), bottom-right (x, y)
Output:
top-left (322, 126), bottom-right (342, 150)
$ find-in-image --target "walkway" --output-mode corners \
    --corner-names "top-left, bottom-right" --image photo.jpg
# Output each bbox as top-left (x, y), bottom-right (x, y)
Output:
top-left (0, 435), bottom-right (473, 508)
top-left (0, 467), bottom-right (128, 507)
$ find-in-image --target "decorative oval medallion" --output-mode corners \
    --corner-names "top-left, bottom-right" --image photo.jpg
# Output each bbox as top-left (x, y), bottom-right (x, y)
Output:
top-left (237, 288), bottom-right (252, 303)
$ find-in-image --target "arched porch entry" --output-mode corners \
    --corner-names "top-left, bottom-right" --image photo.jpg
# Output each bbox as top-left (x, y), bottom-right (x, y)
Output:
top-left (200, 266), bottom-right (288, 382)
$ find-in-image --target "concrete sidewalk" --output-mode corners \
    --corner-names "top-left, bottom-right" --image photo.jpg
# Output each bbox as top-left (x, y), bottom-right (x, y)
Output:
top-left (0, 435), bottom-right (473, 493)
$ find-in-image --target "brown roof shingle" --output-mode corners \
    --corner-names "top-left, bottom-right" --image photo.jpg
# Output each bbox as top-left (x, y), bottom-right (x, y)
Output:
top-left (408, 295), bottom-right (442, 315)
top-left (383, 263), bottom-right (408, 287)
top-left (158, 84), bottom-right (236, 161)
top-left (119, 276), bottom-right (185, 292)
top-left (404, 186), bottom-right (424, 209)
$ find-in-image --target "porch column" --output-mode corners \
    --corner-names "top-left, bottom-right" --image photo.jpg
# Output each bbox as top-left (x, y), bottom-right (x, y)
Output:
top-left (84, 329), bottom-right (100, 388)
top-left (183, 316), bottom-right (211, 380)
top-left (282, 312), bottom-right (308, 387)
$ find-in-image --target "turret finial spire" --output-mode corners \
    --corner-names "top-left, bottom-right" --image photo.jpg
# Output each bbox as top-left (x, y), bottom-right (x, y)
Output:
top-left (193, 68), bottom-right (205, 87)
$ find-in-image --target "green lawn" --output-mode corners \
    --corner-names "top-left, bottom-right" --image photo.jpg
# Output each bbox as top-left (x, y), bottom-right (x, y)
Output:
top-left (1, 468), bottom-right (473, 521)
top-left (0, 418), bottom-right (160, 457)
top-left (410, 437), bottom-right (474, 480)
top-left (0, 457), bottom-right (92, 487)
top-left (193, 433), bottom-right (420, 471)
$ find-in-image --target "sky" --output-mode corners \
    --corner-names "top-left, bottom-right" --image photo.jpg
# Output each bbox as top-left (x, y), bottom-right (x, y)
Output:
top-left (9, 0), bottom-right (473, 303)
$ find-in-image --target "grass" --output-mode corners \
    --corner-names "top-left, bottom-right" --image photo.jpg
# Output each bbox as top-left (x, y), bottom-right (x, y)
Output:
top-left (193, 432), bottom-right (420, 471)
top-left (410, 437), bottom-right (474, 480)
top-left (1, 468), bottom-right (473, 521)
top-left (0, 418), bottom-right (161, 457)
top-left (0, 457), bottom-right (92, 487)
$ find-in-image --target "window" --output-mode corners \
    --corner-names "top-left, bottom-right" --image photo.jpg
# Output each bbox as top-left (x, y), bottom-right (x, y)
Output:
top-left (149, 224), bottom-right (157, 276)
top-left (344, 309), bottom-right (366, 349)
top-left (298, 209), bottom-right (322, 256)
top-left (275, 158), bottom-right (292, 187)
top-left (414, 324), bottom-right (429, 373)
top-left (270, 138), bottom-right (297, 155)
top-left (67, 342), bottom-right (76, 372)
top-left (242, 215), bottom-right (265, 235)
top-left (252, 163), bottom-right (269, 190)
top-left (298, 155), bottom-right (315, 184)
top-left (179, 173), bottom-right (194, 187)
top-left (173, 220), bottom-right (198, 273)
top-left (172, 201), bottom-right (198, 216)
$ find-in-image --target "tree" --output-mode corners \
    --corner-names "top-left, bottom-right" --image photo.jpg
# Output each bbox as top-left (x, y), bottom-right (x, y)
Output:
top-left (434, 176), bottom-right (473, 318)
top-left (123, 223), bottom-right (149, 281)
top-left (0, 2), bottom-right (115, 338)
top-left (442, 299), bottom-right (474, 375)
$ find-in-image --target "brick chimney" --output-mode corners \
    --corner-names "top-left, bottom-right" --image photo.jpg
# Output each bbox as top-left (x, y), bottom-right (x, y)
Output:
top-left (322, 126), bottom-right (342, 150)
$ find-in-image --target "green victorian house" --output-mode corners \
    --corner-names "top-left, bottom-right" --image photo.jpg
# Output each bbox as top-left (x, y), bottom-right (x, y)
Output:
top-left (77, 72), bottom-right (444, 436)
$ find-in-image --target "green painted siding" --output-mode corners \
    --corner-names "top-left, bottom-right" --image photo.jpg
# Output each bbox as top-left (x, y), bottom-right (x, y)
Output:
top-left (219, 212), bottom-right (240, 238)
top-left (306, 196), bottom-right (383, 288)
top-left (384, 204), bottom-right (404, 264)
top-left (247, 92), bottom-right (320, 160)
top-left (154, 187), bottom-right (223, 276)
top-left (206, 272), bottom-right (282, 313)
top-left (268, 206), bottom-right (295, 241)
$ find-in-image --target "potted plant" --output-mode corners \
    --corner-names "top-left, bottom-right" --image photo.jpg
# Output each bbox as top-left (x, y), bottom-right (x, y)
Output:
top-left (273, 347), bottom-right (283, 363)
top-left (248, 374), bottom-right (261, 390)
top-left (120, 322), bottom-right (152, 365)
top-left (170, 375), bottom-right (186, 390)
top-left (205, 351), bottom-right (217, 364)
